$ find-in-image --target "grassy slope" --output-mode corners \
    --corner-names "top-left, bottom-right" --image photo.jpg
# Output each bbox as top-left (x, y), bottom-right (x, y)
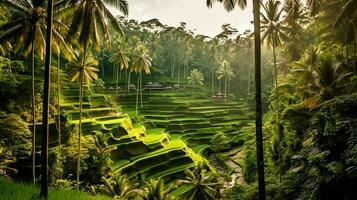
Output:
top-left (0, 178), bottom-right (110, 200)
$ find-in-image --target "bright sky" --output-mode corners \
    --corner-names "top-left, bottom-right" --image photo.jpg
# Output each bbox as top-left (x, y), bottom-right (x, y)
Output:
top-left (109, 0), bottom-right (254, 38)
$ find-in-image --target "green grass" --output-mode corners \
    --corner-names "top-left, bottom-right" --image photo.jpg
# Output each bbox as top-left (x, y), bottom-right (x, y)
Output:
top-left (0, 178), bottom-right (110, 200)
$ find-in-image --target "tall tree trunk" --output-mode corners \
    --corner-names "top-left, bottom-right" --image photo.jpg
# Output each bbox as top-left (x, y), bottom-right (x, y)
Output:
top-left (40, 0), bottom-right (53, 197)
top-left (127, 71), bottom-right (131, 92)
top-left (140, 72), bottom-right (143, 109)
top-left (345, 31), bottom-right (349, 64)
top-left (211, 63), bottom-right (214, 96)
top-left (116, 64), bottom-right (119, 95)
top-left (228, 74), bottom-right (231, 99)
top-left (253, 0), bottom-right (266, 199)
top-left (224, 76), bottom-right (228, 102)
top-left (57, 51), bottom-right (61, 158)
top-left (172, 58), bottom-right (176, 78)
top-left (77, 44), bottom-right (87, 190)
top-left (101, 57), bottom-right (105, 78)
top-left (136, 74), bottom-right (140, 115)
top-left (248, 63), bottom-right (251, 99)
top-left (186, 62), bottom-right (189, 78)
top-left (112, 62), bottom-right (116, 80)
top-left (353, 23), bottom-right (357, 74)
top-left (218, 79), bottom-right (221, 94)
top-left (272, 37), bottom-right (282, 183)
top-left (178, 65), bottom-right (180, 87)
top-left (31, 24), bottom-right (36, 187)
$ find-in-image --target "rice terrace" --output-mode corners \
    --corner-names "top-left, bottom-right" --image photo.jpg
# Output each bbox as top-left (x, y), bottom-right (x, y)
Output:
top-left (0, 0), bottom-right (356, 199)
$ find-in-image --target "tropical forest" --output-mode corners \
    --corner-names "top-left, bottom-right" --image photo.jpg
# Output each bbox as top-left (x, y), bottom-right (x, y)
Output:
top-left (0, 0), bottom-right (356, 199)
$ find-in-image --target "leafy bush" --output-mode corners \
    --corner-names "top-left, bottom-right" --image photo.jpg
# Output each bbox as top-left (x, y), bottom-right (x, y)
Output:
top-left (210, 132), bottom-right (231, 152)
top-left (243, 150), bottom-right (257, 184)
top-left (0, 112), bottom-right (31, 158)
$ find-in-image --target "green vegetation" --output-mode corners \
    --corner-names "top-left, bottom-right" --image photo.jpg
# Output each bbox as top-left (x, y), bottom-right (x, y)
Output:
top-left (0, 178), bottom-right (111, 200)
top-left (0, 0), bottom-right (356, 199)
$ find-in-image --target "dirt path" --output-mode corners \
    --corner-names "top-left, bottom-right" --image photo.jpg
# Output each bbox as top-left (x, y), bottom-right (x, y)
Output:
top-left (208, 148), bottom-right (247, 188)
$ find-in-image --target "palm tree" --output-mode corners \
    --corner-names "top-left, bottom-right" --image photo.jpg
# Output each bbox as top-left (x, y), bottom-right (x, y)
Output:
top-left (127, 35), bottom-right (141, 92)
top-left (283, 1), bottom-right (309, 61)
top-left (132, 44), bottom-right (151, 115)
top-left (101, 175), bottom-right (143, 199)
top-left (217, 60), bottom-right (234, 100)
top-left (143, 178), bottom-right (174, 200)
top-left (206, 0), bottom-right (266, 199)
top-left (40, 0), bottom-right (54, 197)
top-left (335, 0), bottom-right (357, 70)
top-left (65, 0), bottom-right (128, 190)
top-left (109, 37), bottom-right (130, 95)
top-left (261, 0), bottom-right (288, 182)
top-left (188, 69), bottom-right (204, 89)
top-left (0, 0), bottom-right (69, 187)
top-left (69, 50), bottom-right (99, 189)
top-left (293, 52), bottom-right (353, 107)
top-left (178, 165), bottom-right (221, 200)
top-left (208, 41), bottom-right (219, 96)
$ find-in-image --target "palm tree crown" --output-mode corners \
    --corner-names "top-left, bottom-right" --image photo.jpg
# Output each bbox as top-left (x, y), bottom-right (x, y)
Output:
top-left (70, 51), bottom-right (99, 86)
top-left (188, 69), bottom-right (204, 87)
top-left (66, 0), bottom-right (129, 49)
top-left (206, 0), bottom-right (247, 11)
top-left (261, 0), bottom-right (288, 48)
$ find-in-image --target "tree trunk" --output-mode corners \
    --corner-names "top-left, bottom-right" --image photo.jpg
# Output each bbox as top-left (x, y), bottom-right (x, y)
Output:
top-left (272, 36), bottom-right (282, 183)
top-left (353, 23), bottom-right (357, 74)
top-left (112, 62), bottom-right (116, 80)
top-left (140, 72), bottom-right (143, 109)
top-left (247, 62), bottom-right (251, 99)
top-left (40, 0), bottom-right (53, 197)
top-left (77, 44), bottom-right (87, 191)
top-left (224, 76), bottom-right (228, 102)
top-left (128, 71), bottom-right (131, 92)
top-left (218, 79), bottom-right (221, 94)
top-left (178, 65), bottom-right (180, 87)
top-left (101, 57), bottom-right (105, 78)
top-left (57, 51), bottom-right (61, 158)
top-left (253, 0), bottom-right (266, 199)
top-left (136, 74), bottom-right (140, 115)
top-left (228, 74), bottom-right (231, 99)
top-left (345, 31), bottom-right (349, 64)
top-left (212, 63), bottom-right (214, 96)
top-left (116, 63), bottom-right (119, 95)
top-left (172, 58), bottom-right (176, 78)
top-left (31, 24), bottom-right (36, 187)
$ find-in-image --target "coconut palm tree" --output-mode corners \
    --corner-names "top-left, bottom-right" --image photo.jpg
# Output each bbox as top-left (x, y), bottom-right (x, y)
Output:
top-left (127, 35), bottom-right (141, 92)
top-left (188, 69), bottom-right (204, 89)
top-left (40, 0), bottom-right (54, 197)
top-left (109, 37), bottom-right (130, 95)
top-left (206, 0), bottom-right (266, 199)
top-left (0, 0), bottom-right (70, 187)
top-left (69, 50), bottom-right (99, 189)
top-left (208, 41), bottom-right (219, 96)
top-left (261, 0), bottom-right (288, 182)
top-left (101, 175), bottom-right (143, 199)
top-left (335, 0), bottom-right (357, 64)
top-left (132, 44), bottom-right (151, 115)
top-left (217, 60), bottom-right (234, 100)
top-left (178, 166), bottom-right (221, 200)
top-left (143, 178), bottom-right (174, 200)
top-left (65, 0), bottom-right (128, 190)
top-left (293, 53), bottom-right (353, 107)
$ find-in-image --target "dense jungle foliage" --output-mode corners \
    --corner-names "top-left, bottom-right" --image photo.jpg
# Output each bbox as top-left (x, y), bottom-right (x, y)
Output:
top-left (0, 0), bottom-right (356, 199)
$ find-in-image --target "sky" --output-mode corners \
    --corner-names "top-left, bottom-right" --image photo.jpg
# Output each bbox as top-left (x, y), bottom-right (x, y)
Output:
top-left (108, 0), bottom-right (254, 38)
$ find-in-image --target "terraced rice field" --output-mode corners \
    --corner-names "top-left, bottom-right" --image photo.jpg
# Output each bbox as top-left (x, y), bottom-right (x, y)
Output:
top-left (118, 91), bottom-right (254, 151)
top-left (60, 83), bottom-right (207, 182)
